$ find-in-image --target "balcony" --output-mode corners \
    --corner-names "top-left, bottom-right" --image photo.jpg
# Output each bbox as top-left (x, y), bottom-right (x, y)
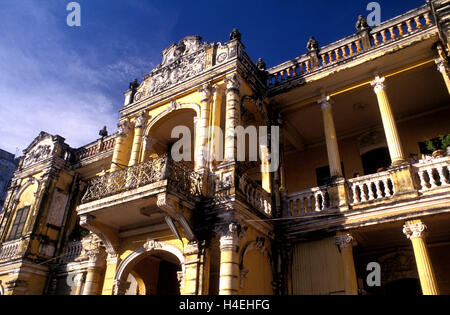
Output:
top-left (267, 4), bottom-right (436, 94)
top-left (284, 157), bottom-right (450, 219)
top-left (0, 239), bottom-right (21, 262)
top-left (77, 155), bottom-right (203, 230)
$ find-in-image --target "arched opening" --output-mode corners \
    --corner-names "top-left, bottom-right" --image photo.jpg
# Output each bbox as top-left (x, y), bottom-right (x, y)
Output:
top-left (123, 250), bottom-right (182, 296)
top-left (361, 147), bottom-right (391, 175)
top-left (143, 108), bottom-right (197, 166)
top-left (116, 245), bottom-right (184, 296)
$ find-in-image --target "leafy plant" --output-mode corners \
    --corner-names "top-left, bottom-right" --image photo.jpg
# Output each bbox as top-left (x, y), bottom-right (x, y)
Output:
top-left (440, 134), bottom-right (450, 150)
top-left (426, 134), bottom-right (450, 153)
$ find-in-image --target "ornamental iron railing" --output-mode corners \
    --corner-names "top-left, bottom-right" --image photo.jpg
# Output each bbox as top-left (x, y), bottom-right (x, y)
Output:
top-left (81, 155), bottom-right (202, 204)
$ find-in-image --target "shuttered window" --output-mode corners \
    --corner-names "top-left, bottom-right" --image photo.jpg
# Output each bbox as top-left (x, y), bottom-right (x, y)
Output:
top-left (8, 206), bottom-right (30, 241)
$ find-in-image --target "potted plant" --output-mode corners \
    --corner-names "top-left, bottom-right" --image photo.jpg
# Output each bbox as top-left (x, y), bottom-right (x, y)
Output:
top-left (426, 134), bottom-right (450, 159)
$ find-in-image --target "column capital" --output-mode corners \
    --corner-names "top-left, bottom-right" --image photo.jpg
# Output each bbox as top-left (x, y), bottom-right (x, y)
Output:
top-left (198, 83), bottom-right (213, 102)
top-left (403, 221), bottom-right (427, 240)
top-left (134, 111), bottom-right (149, 129)
top-left (317, 94), bottom-right (333, 111)
top-left (218, 222), bottom-right (242, 251)
top-left (117, 120), bottom-right (132, 137)
top-left (225, 74), bottom-right (242, 95)
top-left (435, 57), bottom-right (449, 74)
top-left (371, 76), bottom-right (386, 93)
top-left (334, 234), bottom-right (355, 249)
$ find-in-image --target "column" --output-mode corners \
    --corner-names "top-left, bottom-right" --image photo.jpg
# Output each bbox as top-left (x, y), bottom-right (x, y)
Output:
top-left (371, 76), bottom-right (406, 166)
top-left (403, 220), bottom-right (440, 295)
top-left (435, 58), bottom-right (450, 95)
top-left (224, 74), bottom-right (241, 162)
top-left (209, 84), bottom-right (225, 169)
top-left (101, 254), bottom-right (121, 295)
top-left (110, 120), bottom-right (132, 172)
top-left (196, 84), bottom-right (212, 170)
top-left (183, 242), bottom-right (209, 295)
top-left (82, 248), bottom-right (106, 295)
top-left (334, 234), bottom-right (358, 295)
top-left (74, 273), bottom-right (86, 295)
top-left (128, 112), bottom-right (148, 167)
top-left (219, 223), bottom-right (240, 295)
top-left (318, 95), bottom-right (343, 178)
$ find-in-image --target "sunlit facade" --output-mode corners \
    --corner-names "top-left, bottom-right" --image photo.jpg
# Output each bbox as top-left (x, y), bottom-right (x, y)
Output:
top-left (0, 1), bottom-right (449, 295)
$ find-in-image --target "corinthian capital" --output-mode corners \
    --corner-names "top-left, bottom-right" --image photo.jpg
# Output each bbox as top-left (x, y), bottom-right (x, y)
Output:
top-left (435, 58), bottom-right (449, 74)
top-left (403, 221), bottom-right (427, 240)
top-left (134, 111), bottom-right (149, 129)
top-left (317, 94), bottom-right (332, 111)
top-left (334, 234), bottom-right (355, 249)
top-left (371, 76), bottom-right (386, 93)
top-left (117, 120), bottom-right (132, 137)
top-left (225, 74), bottom-right (241, 94)
top-left (198, 83), bottom-right (213, 102)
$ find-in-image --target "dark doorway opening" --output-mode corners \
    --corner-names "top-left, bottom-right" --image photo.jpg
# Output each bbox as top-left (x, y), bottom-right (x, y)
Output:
top-left (361, 147), bottom-right (391, 175)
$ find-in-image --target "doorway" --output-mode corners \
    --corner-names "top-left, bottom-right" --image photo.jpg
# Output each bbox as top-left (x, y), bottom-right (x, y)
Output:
top-left (361, 147), bottom-right (391, 175)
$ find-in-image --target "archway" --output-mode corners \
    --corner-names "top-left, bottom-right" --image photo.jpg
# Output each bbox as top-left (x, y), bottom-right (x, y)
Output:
top-left (114, 240), bottom-right (185, 295)
top-left (142, 104), bottom-right (200, 165)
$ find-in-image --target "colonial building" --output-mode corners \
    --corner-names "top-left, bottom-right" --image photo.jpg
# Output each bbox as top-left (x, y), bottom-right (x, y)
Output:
top-left (0, 1), bottom-right (449, 295)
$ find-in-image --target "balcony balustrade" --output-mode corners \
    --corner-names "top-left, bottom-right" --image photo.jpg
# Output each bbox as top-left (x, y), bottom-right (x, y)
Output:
top-left (267, 5), bottom-right (435, 89)
top-left (284, 157), bottom-right (450, 219)
top-left (81, 155), bottom-right (203, 205)
top-left (0, 239), bottom-right (21, 262)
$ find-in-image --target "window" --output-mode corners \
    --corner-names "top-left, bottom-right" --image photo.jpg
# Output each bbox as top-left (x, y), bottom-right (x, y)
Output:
top-left (8, 206), bottom-right (30, 241)
top-left (315, 163), bottom-right (345, 187)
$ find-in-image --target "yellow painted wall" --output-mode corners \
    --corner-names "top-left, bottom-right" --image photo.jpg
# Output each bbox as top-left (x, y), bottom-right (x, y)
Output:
top-left (237, 226), bottom-right (274, 295)
top-left (292, 237), bottom-right (345, 295)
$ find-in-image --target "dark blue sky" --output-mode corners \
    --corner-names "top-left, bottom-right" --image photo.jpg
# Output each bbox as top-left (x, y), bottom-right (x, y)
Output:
top-left (0, 0), bottom-right (426, 153)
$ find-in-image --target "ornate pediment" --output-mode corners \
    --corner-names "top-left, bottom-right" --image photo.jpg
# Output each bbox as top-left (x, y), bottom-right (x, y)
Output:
top-left (141, 36), bottom-right (212, 98)
top-left (21, 132), bottom-right (67, 168)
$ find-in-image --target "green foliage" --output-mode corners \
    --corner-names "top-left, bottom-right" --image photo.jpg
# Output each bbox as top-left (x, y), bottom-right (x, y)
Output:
top-left (426, 134), bottom-right (450, 154)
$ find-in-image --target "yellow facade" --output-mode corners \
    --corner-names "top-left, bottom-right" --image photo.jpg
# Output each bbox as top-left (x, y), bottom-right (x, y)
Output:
top-left (1, 2), bottom-right (450, 296)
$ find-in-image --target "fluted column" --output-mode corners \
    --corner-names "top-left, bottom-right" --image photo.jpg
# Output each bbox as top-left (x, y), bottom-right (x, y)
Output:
top-left (111, 120), bottom-right (132, 172)
top-left (318, 95), bottom-right (343, 178)
top-left (403, 220), bottom-right (440, 295)
top-left (371, 76), bottom-right (406, 166)
top-left (334, 234), bottom-right (358, 295)
top-left (195, 84), bottom-right (212, 170)
top-left (219, 223), bottom-right (241, 295)
top-left (82, 247), bottom-right (106, 295)
top-left (224, 74), bottom-right (241, 162)
top-left (129, 112), bottom-right (148, 167)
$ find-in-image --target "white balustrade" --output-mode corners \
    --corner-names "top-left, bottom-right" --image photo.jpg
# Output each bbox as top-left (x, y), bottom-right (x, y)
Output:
top-left (347, 171), bottom-right (395, 206)
top-left (286, 186), bottom-right (329, 217)
top-left (414, 157), bottom-right (450, 192)
top-left (0, 239), bottom-right (21, 261)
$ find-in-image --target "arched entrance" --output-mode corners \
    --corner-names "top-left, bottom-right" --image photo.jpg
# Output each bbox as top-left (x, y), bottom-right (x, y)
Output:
top-left (114, 240), bottom-right (185, 295)
top-left (142, 104), bottom-right (200, 165)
